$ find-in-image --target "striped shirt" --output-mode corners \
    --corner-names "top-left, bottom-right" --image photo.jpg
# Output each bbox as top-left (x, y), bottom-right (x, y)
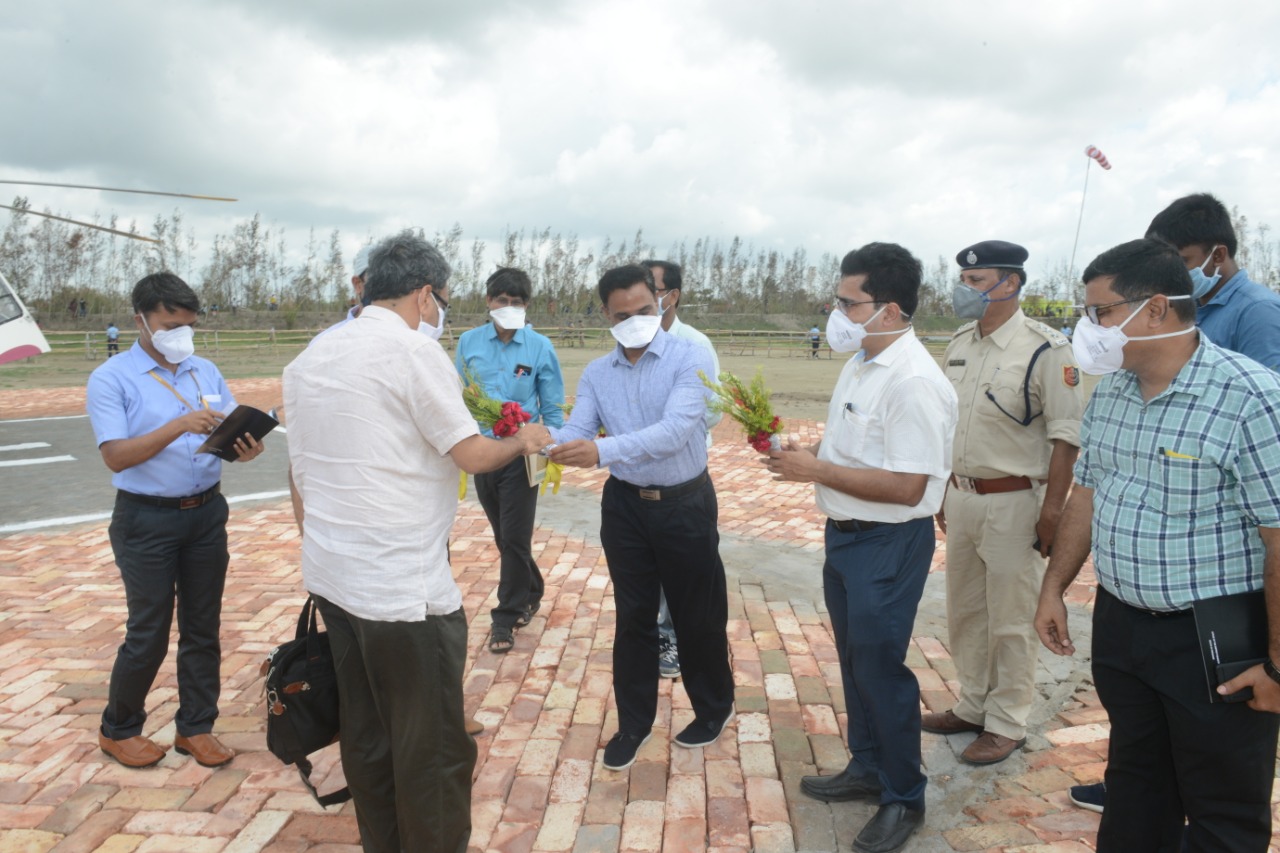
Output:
top-left (1075, 336), bottom-right (1280, 610)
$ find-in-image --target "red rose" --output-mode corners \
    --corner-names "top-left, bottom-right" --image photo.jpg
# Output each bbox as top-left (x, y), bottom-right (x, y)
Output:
top-left (769, 416), bottom-right (781, 432)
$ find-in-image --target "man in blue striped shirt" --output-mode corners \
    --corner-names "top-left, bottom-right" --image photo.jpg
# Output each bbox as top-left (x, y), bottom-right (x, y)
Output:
top-left (456, 267), bottom-right (565, 653)
top-left (549, 264), bottom-right (734, 772)
top-left (1035, 239), bottom-right (1280, 852)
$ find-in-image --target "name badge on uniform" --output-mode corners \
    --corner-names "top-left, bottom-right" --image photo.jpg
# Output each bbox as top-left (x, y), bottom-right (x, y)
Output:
top-left (948, 359), bottom-right (965, 367)
top-left (514, 364), bottom-right (532, 377)
top-left (204, 394), bottom-right (222, 404)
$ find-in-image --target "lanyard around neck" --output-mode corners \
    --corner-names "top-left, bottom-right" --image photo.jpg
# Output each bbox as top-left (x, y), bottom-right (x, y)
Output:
top-left (148, 369), bottom-right (209, 412)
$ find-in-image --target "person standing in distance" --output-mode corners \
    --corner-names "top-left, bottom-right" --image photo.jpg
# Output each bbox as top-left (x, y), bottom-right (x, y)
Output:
top-left (549, 264), bottom-right (735, 772)
top-left (456, 267), bottom-right (565, 654)
top-left (923, 241), bottom-right (1083, 766)
top-left (87, 273), bottom-right (266, 769)
top-left (771, 243), bottom-right (957, 853)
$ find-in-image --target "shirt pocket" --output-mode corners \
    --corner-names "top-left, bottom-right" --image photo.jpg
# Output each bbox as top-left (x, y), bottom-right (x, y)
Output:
top-left (980, 367), bottom-right (1031, 425)
top-left (1156, 455), bottom-right (1226, 517)
top-left (837, 406), bottom-right (872, 460)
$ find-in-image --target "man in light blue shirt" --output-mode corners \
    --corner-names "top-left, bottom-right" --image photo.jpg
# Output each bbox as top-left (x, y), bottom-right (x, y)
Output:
top-left (550, 264), bottom-right (734, 772)
top-left (456, 267), bottom-right (565, 653)
top-left (86, 273), bottom-right (265, 770)
top-left (1147, 193), bottom-right (1280, 371)
top-left (641, 259), bottom-right (721, 680)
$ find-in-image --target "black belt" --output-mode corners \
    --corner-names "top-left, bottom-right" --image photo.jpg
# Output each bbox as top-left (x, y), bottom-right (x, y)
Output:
top-left (829, 517), bottom-right (886, 533)
top-left (612, 471), bottom-right (708, 501)
top-left (118, 483), bottom-right (221, 511)
top-left (1104, 589), bottom-right (1191, 619)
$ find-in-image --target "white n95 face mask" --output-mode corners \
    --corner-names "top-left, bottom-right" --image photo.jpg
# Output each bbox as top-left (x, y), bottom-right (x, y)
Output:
top-left (419, 292), bottom-right (447, 340)
top-left (142, 316), bottom-right (196, 363)
top-left (490, 305), bottom-right (526, 330)
top-left (1071, 297), bottom-right (1194, 375)
top-left (610, 314), bottom-right (661, 349)
top-left (825, 305), bottom-right (890, 353)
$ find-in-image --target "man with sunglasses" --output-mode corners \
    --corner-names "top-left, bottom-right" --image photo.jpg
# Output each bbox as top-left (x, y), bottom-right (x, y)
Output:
top-left (1036, 238), bottom-right (1280, 851)
top-left (923, 240), bottom-right (1085, 766)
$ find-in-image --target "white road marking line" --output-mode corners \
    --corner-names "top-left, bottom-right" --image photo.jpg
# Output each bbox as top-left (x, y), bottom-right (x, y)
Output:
top-left (0, 442), bottom-right (51, 452)
top-left (0, 454), bottom-right (76, 467)
top-left (0, 489), bottom-right (292, 534)
top-left (1, 415), bottom-right (88, 423)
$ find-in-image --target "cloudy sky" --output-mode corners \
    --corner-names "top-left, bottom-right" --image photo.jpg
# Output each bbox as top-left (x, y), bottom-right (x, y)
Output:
top-left (3, 0), bottom-right (1278, 278)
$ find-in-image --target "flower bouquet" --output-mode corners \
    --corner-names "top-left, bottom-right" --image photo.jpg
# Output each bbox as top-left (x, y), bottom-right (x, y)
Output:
top-left (700, 368), bottom-right (784, 453)
top-left (461, 372), bottom-right (546, 487)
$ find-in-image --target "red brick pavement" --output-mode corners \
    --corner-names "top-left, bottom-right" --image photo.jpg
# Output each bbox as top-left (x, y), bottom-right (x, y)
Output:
top-left (2, 383), bottom-right (1277, 852)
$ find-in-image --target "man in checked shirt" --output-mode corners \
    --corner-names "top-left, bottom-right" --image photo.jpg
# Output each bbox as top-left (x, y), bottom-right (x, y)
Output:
top-left (1035, 239), bottom-right (1280, 852)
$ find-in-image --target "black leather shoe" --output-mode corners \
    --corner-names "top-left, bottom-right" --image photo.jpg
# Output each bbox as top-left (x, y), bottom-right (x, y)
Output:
top-left (853, 802), bottom-right (925, 853)
top-left (799, 768), bottom-right (881, 802)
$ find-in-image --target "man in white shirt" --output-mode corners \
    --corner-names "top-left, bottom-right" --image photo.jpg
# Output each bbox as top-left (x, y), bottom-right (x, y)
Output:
top-left (767, 242), bottom-right (957, 853)
top-left (283, 231), bottom-right (549, 853)
top-left (641, 259), bottom-right (722, 679)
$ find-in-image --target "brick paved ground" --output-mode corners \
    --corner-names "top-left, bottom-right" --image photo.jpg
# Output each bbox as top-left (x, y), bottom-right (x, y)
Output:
top-left (3, 380), bottom-right (1278, 852)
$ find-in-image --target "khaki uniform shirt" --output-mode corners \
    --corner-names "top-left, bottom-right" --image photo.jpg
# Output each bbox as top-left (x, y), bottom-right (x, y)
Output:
top-left (943, 309), bottom-right (1083, 480)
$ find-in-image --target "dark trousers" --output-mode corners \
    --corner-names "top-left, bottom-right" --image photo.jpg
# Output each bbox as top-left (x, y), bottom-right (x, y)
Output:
top-left (313, 596), bottom-right (475, 853)
top-left (823, 516), bottom-right (934, 809)
top-left (103, 493), bottom-right (229, 739)
top-left (1093, 589), bottom-right (1279, 853)
top-left (600, 474), bottom-right (735, 734)
top-left (107, 340), bottom-right (119, 356)
top-left (475, 457), bottom-right (544, 631)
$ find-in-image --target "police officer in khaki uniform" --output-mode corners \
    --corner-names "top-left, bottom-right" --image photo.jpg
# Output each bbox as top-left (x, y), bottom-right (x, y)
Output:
top-left (922, 240), bottom-right (1084, 765)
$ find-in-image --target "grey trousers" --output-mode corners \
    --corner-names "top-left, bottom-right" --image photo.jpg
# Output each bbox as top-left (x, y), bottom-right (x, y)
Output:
top-left (313, 596), bottom-right (475, 853)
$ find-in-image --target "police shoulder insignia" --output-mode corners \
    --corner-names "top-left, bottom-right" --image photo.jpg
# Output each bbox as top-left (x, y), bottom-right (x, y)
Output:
top-left (1063, 366), bottom-right (1080, 387)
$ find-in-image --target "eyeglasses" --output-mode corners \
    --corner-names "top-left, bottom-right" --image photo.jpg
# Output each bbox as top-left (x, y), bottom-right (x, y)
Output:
top-left (1080, 297), bottom-right (1144, 325)
top-left (833, 295), bottom-right (880, 313)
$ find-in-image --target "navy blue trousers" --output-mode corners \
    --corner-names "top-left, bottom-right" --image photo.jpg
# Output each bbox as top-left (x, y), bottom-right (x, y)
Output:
top-left (823, 516), bottom-right (934, 809)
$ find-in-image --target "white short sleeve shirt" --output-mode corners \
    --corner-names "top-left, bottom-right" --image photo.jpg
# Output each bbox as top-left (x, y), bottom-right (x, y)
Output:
top-left (283, 306), bottom-right (480, 622)
top-left (815, 331), bottom-right (958, 523)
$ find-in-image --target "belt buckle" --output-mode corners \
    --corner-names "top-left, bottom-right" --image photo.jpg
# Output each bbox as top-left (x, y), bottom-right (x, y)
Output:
top-left (954, 475), bottom-right (977, 494)
top-left (638, 488), bottom-right (661, 501)
top-left (178, 496), bottom-right (202, 510)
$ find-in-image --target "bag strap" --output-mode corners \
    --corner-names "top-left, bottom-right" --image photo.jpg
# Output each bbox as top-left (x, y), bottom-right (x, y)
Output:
top-left (295, 756), bottom-right (351, 807)
top-left (298, 595), bottom-right (326, 661)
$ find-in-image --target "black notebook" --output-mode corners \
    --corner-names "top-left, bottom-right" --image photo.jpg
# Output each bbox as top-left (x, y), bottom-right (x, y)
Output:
top-left (197, 405), bottom-right (279, 461)
top-left (1192, 589), bottom-right (1268, 703)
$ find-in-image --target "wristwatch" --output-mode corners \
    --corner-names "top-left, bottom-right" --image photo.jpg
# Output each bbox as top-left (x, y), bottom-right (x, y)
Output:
top-left (1263, 659), bottom-right (1280, 685)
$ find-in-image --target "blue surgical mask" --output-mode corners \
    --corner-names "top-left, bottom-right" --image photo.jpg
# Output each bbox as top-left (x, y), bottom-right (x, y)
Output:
top-left (951, 274), bottom-right (1016, 320)
top-left (1188, 246), bottom-right (1222, 300)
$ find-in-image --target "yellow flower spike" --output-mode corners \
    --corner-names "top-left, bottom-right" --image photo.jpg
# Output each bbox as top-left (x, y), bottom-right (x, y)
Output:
top-left (542, 462), bottom-right (564, 495)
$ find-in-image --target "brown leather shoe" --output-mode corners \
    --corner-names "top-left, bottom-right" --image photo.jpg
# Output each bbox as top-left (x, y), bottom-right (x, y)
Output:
top-left (961, 731), bottom-right (1026, 765)
top-left (99, 732), bottom-right (166, 768)
top-left (920, 709), bottom-right (983, 735)
top-left (465, 717), bottom-right (484, 736)
top-left (174, 733), bottom-right (235, 767)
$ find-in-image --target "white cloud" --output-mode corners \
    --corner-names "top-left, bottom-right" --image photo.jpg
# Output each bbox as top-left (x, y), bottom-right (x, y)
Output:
top-left (2, 0), bottom-right (1278, 281)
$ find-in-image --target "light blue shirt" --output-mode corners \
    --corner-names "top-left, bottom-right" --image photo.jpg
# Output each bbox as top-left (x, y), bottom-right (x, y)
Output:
top-left (1197, 269), bottom-right (1280, 372)
top-left (552, 329), bottom-right (712, 487)
top-left (455, 323), bottom-right (565, 436)
top-left (86, 341), bottom-right (235, 497)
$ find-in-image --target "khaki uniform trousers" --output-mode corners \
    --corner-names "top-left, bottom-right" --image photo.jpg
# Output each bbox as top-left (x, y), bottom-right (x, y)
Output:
top-left (943, 484), bottom-right (1046, 741)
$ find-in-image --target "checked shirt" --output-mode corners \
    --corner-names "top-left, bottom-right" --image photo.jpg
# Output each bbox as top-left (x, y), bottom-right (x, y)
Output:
top-left (1075, 337), bottom-right (1280, 611)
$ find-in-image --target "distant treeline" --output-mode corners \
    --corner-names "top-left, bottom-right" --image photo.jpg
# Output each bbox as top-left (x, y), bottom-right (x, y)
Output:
top-left (4, 197), bottom-right (1278, 320)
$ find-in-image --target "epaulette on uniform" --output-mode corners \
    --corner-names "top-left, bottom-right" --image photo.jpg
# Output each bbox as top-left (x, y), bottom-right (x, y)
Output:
top-left (953, 320), bottom-right (979, 339)
top-left (1025, 318), bottom-right (1069, 348)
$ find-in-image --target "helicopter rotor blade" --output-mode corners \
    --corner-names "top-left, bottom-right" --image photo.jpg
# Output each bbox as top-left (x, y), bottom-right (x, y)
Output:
top-left (0, 204), bottom-right (161, 244)
top-left (0, 179), bottom-right (236, 202)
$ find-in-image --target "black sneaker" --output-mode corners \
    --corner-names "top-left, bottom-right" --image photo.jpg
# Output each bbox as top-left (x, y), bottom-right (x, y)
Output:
top-left (602, 731), bottom-right (652, 771)
top-left (1069, 781), bottom-right (1105, 813)
top-left (674, 709), bottom-right (735, 749)
top-left (658, 638), bottom-right (681, 679)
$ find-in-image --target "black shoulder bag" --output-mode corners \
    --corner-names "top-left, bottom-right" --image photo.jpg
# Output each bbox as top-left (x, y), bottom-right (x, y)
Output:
top-left (259, 596), bottom-right (350, 806)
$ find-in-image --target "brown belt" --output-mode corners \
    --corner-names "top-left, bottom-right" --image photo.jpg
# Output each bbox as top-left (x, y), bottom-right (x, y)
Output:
top-left (949, 474), bottom-right (1035, 496)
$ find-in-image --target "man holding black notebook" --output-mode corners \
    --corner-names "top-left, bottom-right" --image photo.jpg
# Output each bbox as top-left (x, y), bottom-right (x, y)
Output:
top-left (86, 272), bottom-right (266, 770)
top-left (1034, 239), bottom-right (1280, 852)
